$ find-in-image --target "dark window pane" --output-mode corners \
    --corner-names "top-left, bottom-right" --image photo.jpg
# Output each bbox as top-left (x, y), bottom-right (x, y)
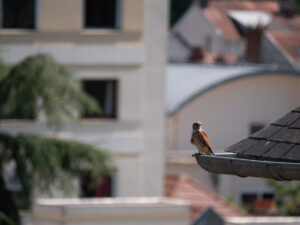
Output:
top-left (82, 80), bottom-right (117, 118)
top-left (84, 0), bottom-right (118, 28)
top-left (262, 193), bottom-right (274, 199)
top-left (80, 172), bottom-right (113, 198)
top-left (2, 0), bottom-right (35, 29)
top-left (241, 193), bottom-right (257, 206)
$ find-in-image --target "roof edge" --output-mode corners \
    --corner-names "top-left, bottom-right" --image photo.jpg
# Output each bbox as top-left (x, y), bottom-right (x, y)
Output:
top-left (193, 153), bottom-right (300, 181)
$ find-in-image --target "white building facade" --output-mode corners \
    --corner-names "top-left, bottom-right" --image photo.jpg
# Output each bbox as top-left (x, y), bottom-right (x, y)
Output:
top-left (0, 0), bottom-right (168, 198)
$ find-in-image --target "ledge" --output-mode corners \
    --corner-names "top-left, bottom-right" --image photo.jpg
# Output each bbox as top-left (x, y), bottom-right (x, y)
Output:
top-left (193, 153), bottom-right (300, 181)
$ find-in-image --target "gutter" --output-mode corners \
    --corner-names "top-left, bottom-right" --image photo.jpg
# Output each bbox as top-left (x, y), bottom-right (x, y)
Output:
top-left (193, 153), bottom-right (300, 181)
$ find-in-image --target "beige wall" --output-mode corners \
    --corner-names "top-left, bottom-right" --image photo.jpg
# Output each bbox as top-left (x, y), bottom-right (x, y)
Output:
top-left (0, 0), bottom-right (143, 46)
top-left (39, 0), bottom-right (82, 31)
top-left (38, 0), bottom-right (143, 32)
top-left (122, 0), bottom-right (144, 32)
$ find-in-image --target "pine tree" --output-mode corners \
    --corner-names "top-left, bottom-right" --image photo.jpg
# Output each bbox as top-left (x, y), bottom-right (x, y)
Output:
top-left (0, 54), bottom-right (112, 225)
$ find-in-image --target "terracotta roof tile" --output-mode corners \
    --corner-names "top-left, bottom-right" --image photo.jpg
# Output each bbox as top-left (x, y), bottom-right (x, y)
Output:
top-left (165, 174), bottom-right (246, 220)
top-left (267, 31), bottom-right (300, 62)
top-left (209, 1), bottom-right (279, 15)
top-left (274, 15), bottom-right (300, 31)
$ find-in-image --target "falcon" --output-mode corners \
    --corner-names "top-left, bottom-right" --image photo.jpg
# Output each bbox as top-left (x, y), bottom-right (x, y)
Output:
top-left (191, 121), bottom-right (214, 155)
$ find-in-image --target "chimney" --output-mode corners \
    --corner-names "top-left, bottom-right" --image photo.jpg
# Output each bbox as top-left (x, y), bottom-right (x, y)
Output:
top-left (189, 46), bottom-right (204, 62)
top-left (245, 26), bottom-right (263, 63)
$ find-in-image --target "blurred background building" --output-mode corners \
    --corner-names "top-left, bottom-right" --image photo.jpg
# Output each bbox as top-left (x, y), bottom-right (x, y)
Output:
top-left (0, 0), bottom-right (167, 198)
top-left (166, 0), bottom-right (300, 216)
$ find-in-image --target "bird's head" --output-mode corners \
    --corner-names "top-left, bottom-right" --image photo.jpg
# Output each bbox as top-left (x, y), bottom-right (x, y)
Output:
top-left (192, 121), bottom-right (202, 130)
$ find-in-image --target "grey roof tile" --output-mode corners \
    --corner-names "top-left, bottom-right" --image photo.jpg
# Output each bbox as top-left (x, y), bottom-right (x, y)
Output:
top-left (250, 125), bottom-right (282, 139)
top-left (272, 112), bottom-right (300, 126)
top-left (284, 145), bottom-right (300, 161)
top-left (264, 143), bottom-right (295, 159)
top-left (269, 127), bottom-right (300, 144)
top-left (292, 106), bottom-right (300, 113)
top-left (290, 118), bottom-right (300, 129)
top-left (226, 106), bottom-right (300, 162)
top-left (225, 138), bottom-right (257, 153)
top-left (243, 140), bottom-right (276, 156)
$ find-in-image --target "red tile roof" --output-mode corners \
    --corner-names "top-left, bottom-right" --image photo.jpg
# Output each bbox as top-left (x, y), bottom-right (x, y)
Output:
top-left (204, 0), bottom-right (279, 41)
top-left (274, 15), bottom-right (300, 31)
top-left (210, 1), bottom-right (279, 15)
top-left (267, 31), bottom-right (300, 62)
top-left (165, 174), bottom-right (246, 220)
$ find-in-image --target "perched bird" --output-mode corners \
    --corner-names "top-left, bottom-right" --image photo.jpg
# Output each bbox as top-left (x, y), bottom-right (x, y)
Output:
top-left (191, 121), bottom-right (214, 155)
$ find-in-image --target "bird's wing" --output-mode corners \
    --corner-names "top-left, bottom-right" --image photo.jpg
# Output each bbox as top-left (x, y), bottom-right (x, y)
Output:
top-left (200, 129), bottom-right (212, 150)
top-left (190, 131), bottom-right (195, 144)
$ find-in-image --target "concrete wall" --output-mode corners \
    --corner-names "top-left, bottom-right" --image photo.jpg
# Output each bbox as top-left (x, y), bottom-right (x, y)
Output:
top-left (167, 74), bottom-right (300, 202)
top-left (141, 0), bottom-right (168, 196)
top-left (33, 198), bottom-right (190, 225)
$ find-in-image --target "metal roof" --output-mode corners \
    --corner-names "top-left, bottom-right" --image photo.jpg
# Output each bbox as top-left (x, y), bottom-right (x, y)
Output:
top-left (166, 64), bottom-right (300, 116)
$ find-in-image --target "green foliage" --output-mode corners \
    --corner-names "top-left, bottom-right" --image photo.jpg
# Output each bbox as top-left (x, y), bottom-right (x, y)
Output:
top-left (0, 212), bottom-right (16, 225)
top-left (296, 0), bottom-right (300, 13)
top-left (0, 54), bottom-right (100, 129)
top-left (267, 179), bottom-right (300, 215)
top-left (0, 132), bottom-right (112, 206)
top-left (0, 132), bottom-right (113, 224)
top-left (0, 59), bottom-right (10, 82)
top-left (0, 55), bottom-right (111, 225)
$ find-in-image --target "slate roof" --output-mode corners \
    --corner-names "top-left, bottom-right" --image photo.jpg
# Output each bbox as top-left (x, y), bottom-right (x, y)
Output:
top-left (227, 106), bottom-right (300, 162)
top-left (166, 64), bottom-right (300, 116)
top-left (165, 174), bottom-right (246, 220)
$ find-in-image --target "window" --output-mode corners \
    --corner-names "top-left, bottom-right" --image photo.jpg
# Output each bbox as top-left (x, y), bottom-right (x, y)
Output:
top-left (84, 0), bottom-right (120, 29)
top-left (241, 191), bottom-right (275, 214)
top-left (82, 80), bottom-right (117, 118)
top-left (0, 0), bottom-right (35, 29)
top-left (80, 171), bottom-right (115, 197)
